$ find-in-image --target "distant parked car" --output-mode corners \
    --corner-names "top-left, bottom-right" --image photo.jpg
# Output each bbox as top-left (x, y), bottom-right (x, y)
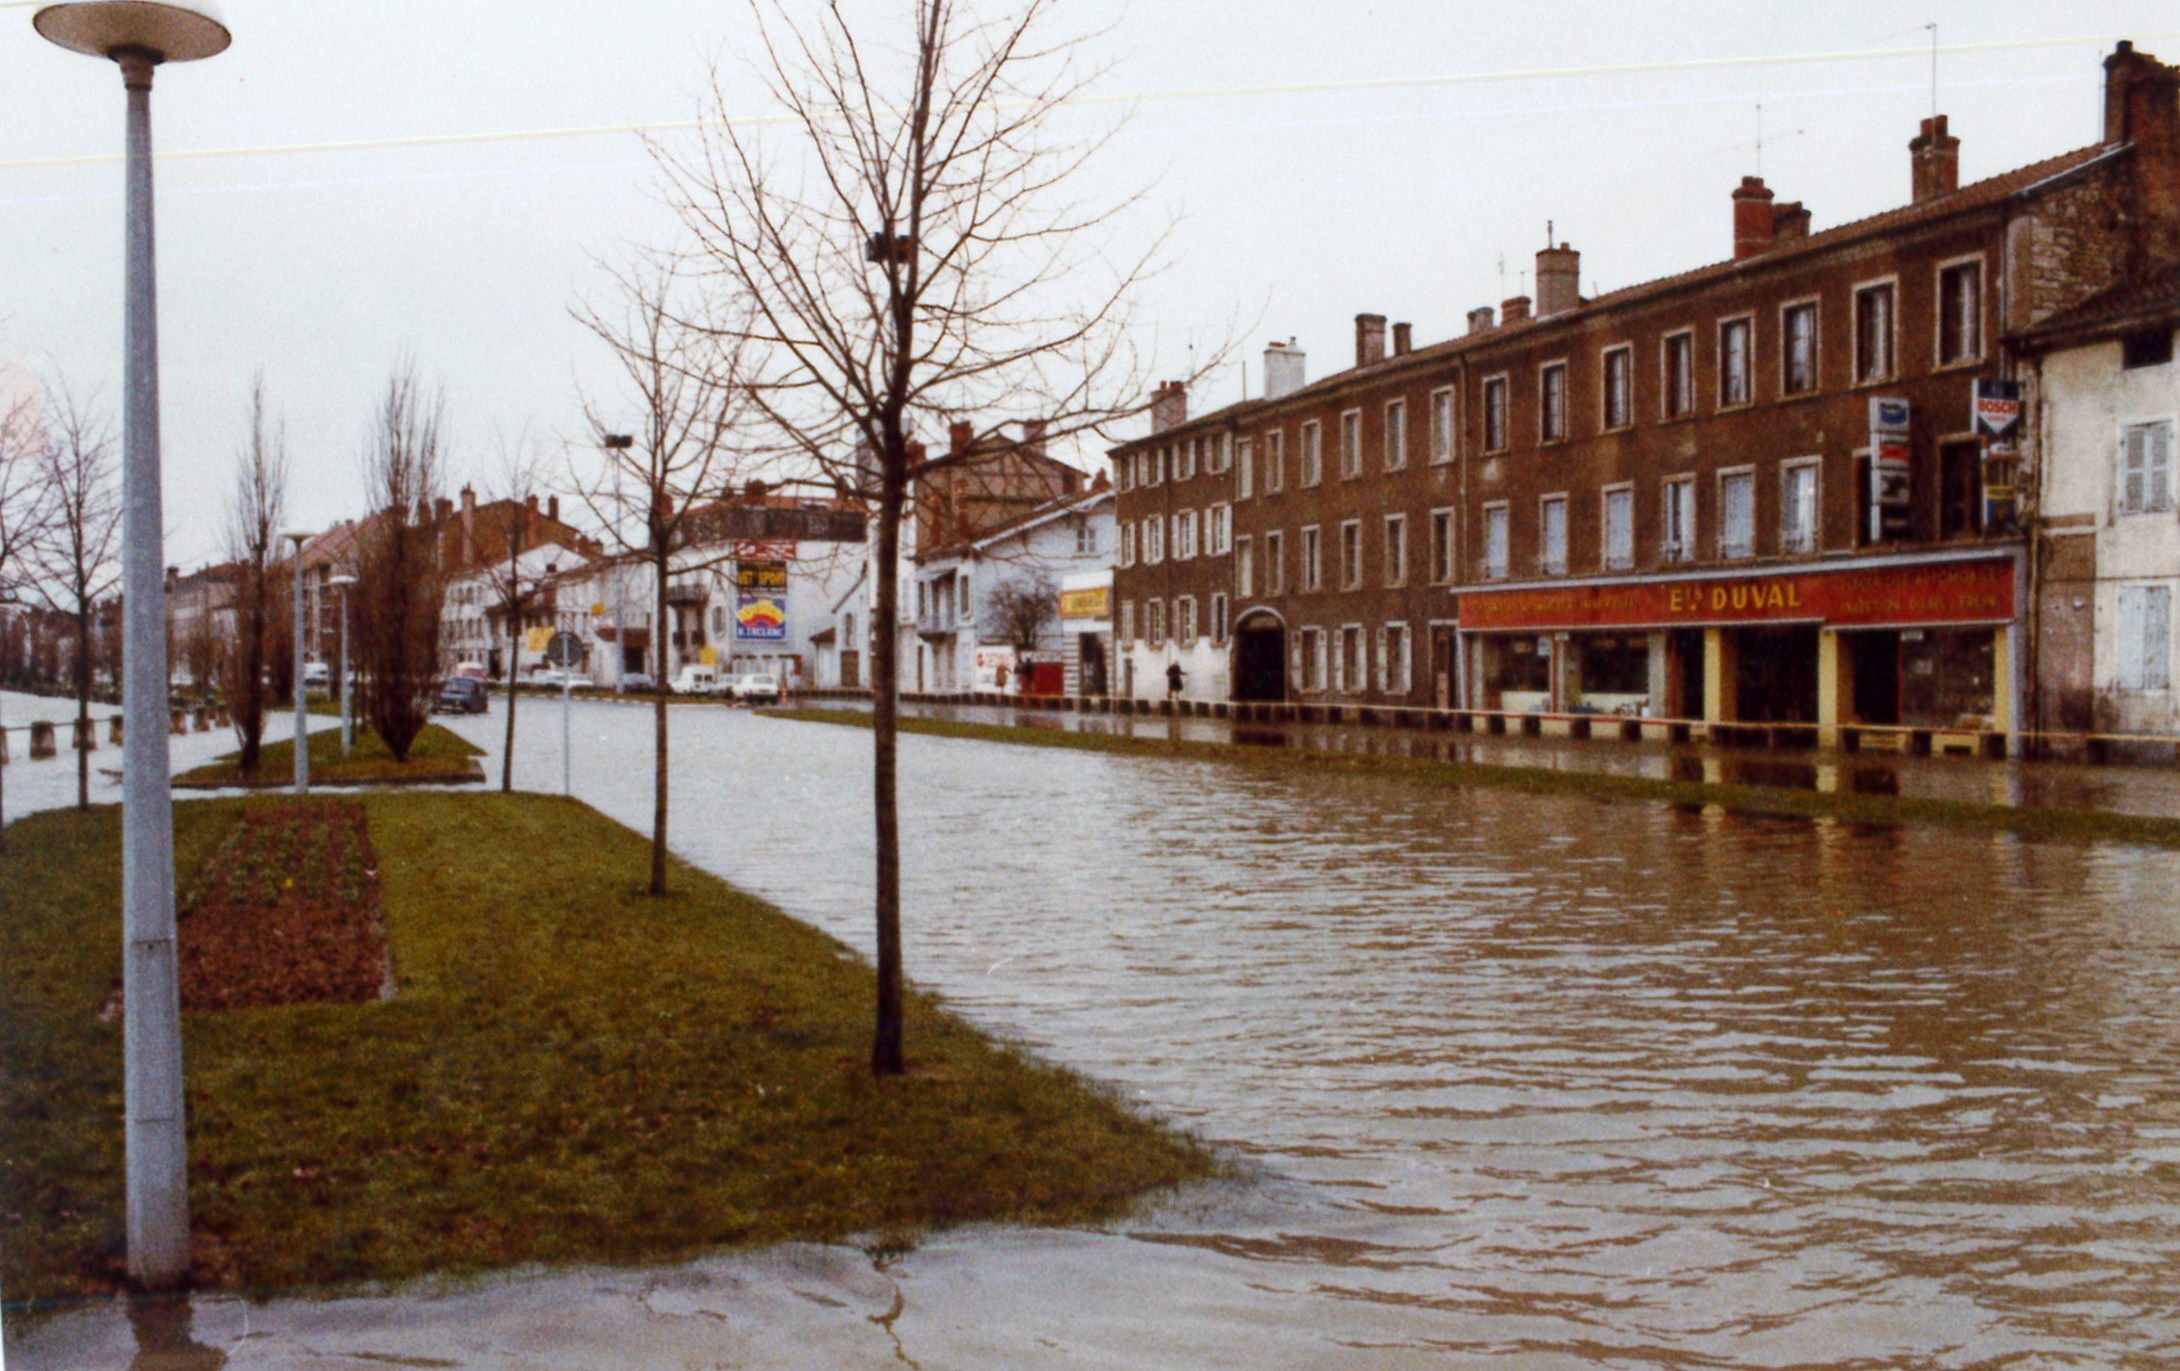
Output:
top-left (732, 672), bottom-right (781, 705)
top-left (433, 677), bottom-right (489, 714)
top-left (672, 664), bottom-right (725, 696)
top-left (301, 661), bottom-right (330, 690)
top-left (616, 671), bottom-right (658, 693)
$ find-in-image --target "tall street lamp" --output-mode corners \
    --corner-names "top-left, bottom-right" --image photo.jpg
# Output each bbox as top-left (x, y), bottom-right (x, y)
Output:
top-left (329, 571), bottom-right (357, 757)
top-left (33, 0), bottom-right (231, 1292)
top-left (282, 529), bottom-right (312, 793)
top-left (603, 434), bottom-right (633, 694)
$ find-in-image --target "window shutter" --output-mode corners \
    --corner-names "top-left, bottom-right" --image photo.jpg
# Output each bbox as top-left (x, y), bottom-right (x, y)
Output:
top-left (2153, 423), bottom-right (2174, 512)
top-left (2118, 588), bottom-right (2146, 690)
top-left (2148, 587), bottom-right (2174, 691)
top-left (1375, 627), bottom-right (1389, 692)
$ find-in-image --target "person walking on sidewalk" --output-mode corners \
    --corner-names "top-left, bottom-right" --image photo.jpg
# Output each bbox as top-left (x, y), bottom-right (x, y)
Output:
top-left (1166, 660), bottom-right (1185, 701)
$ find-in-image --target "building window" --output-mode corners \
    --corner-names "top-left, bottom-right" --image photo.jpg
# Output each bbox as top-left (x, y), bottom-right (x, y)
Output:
top-left (1540, 362), bottom-right (1569, 442)
top-left (1120, 522), bottom-right (1136, 567)
top-left (1384, 513), bottom-right (1408, 587)
top-left (1664, 331), bottom-right (1694, 418)
top-left (1120, 600), bottom-right (1134, 643)
top-left (1540, 495), bottom-right (1568, 575)
top-left (1301, 421), bottom-right (1323, 486)
top-left (1384, 399), bottom-right (1408, 471)
top-left (1075, 521), bottom-right (1098, 555)
top-left (1300, 626), bottom-right (1326, 691)
top-left (1720, 470), bottom-right (1755, 559)
top-left (2123, 329), bottom-right (2175, 370)
top-left (1781, 459), bottom-right (1820, 553)
top-left (1386, 623), bottom-right (1412, 694)
top-left (1855, 281), bottom-right (1895, 382)
top-left (1430, 387), bottom-right (1456, 464)
top-left (1174, 510), bottom-right (1198, 560)
top-left (2120, 420), bottom-right (2175, 515)
top-left (2117, 585), bottom-right (2174, 691)
top-left (1265, 430), bottom-right (1285, 492)
top-left (1300, 525), bottom-right (1322, 591)
top-left (1146, 448), bottom-right (1162, 486)
top-left (1603, 486), bottom-right (1633, 570)
top-left (1117, 456), bottom-right (1133, 492)
top-left (958, 578), bottom-right (971, 619)
top-left (1209, 503), bottom-right (1232, 555)
top-left (1178, 439), bottom-right (1197, 481)
top-left (1719, 318), bottom-right (1752, 406)
top-left (1267, 530), bottom-right (1286, 594)
top-left (1339, 519), bottom-right (1362, 589)
top-left (1338, 626), bottom-right (1363, 693)
top-left (1144, 516), bottom-right (1163, 564)
top-left (1783, 301), bottom-right (1818, 394)
top-left (1236, 536), bottom-right (1254, 596)
top-left (1430, 508), bottom-right (1456, 584)
top-left (1601, 346), bottom-right (1632, 429)
top-left (1941, 440), bottom-right (1983, 539)
top-left (1483, 376), bottom-right (1508, 452)
top-left (1663, 476), bottom-right (1695, 562)
top-left (1177, 595), bottom-right (1197, 644)
top-left (1340, 410), bottom-right (1363, 479)
top-left (1211, 432), bottom-right (1232, 474)
top-left (1147, 598), bottom-right (1165, 644)
top-left (1211, 593), bottom-right (1228, 645)
top-left (1938, 261), bottom-right (1981, 365)
top-left (1483, 504), bottom-right (1510, 579)
top-left (1237, 438), bottom-right (1254, 498)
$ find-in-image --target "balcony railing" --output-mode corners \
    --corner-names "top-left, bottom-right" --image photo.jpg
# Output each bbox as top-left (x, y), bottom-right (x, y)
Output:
top-left (664, 578), bottom-right (710, 605)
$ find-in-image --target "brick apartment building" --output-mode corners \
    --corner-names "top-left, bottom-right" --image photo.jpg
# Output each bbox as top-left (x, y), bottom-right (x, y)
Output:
top-left (1111, 41), bottom-right (2180, 747)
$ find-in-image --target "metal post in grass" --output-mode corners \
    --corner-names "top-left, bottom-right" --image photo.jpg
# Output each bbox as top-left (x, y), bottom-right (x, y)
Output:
top-left (283, 530), bottom-right (312, 793)
top-left (329, 571), bottom-right (357, 757)
top-left (33, 0), bottom-right (230, 1292)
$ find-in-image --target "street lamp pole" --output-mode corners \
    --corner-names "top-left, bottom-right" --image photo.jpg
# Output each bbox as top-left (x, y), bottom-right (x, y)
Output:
top-left (329, 572), bottom-right (357, 757)
top-left (283, 530), bottom-right (312, 793)
top-left (604, 434), bottom-right (633, 694)
top-left (33, 0), bottom-right (230, 1292)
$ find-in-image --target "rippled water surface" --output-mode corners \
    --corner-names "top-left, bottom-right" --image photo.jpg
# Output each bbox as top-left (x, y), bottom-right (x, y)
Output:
top-left (14, 700), bottom-right (2180, 1368)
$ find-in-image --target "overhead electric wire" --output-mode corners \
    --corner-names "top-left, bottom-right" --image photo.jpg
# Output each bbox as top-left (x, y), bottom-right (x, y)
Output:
top-left (3, 28), bottom-right (2173, 174)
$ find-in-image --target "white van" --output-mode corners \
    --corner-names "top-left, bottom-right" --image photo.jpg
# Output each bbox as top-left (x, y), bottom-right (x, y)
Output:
top-left (672, 665), bottom-right (722, 696)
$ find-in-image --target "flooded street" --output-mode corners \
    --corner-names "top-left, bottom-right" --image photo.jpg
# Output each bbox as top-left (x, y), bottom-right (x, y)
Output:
top-left (14, 698), bottom-right (2180, 1367)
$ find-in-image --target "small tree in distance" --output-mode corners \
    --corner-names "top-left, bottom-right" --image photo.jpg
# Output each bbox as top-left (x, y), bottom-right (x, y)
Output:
top-left (988, 573), bottom-right (1056, 694)
top-left (481, 433), bottom-right (544, 793)
top-left (352, 366), bottom-right (449, 763)
top-left (26, 380), bottom-right (121, 810)
top-left (223, 376), bottom-right (289, 774)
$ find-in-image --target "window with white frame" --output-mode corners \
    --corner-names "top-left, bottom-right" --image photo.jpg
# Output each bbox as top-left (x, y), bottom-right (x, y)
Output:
top-left (1384, 513), bottom-right (1408, 587)
top-left (1781, 459), bottom-right (1820, 553)
top-left (1177, 595), bottom-right (1197, 643)
top-left (1300, 626), bottom-right (1325, 690)
top-left (1602, 347), bottom-right (1633, 429)
top-left (1211, 432), bottom-right (1231, 474)
top-left (1855, 281), bottom-right (1896, 382)
top-left (1939, 260), bottom-right (1982, 365)
top-left (1340, 520), bottom-right (1362, 589)
top-left (1483, 503), bottom-right (1510, 579)
top-left (1267, 530), bottom-right (1286, 593)
top-left (1783, 301), bottom-right (1818, 395)
top-left (1338, 625), bottom-right (1362, 693)
top-left (1386, 622), bottom-right (1412, 694)
top-left (1603, 486), bottom-right (1634, 570)
top-left (1209, 503), bottom-right (1232, 555)
top-left (1121, 522), bottom-right (1136, 566)
top-left (1075, 521), bottom-right (1098, 555)
top-left (1663, 477), bottom-right (1696, 562)
top-left (2119, 420), bottom-right (2174, 515)
top-left (1540, 362), bottom-right (1569, 442)
top-left (1237, 437), bottom-right (1254, 498)
top-left (1144, 516), bottom-right (1164, 564)
top-left (1430, 387), bottom-right (1456, 464)
top-left (1178, 439), bottom-right (1197, 481)
top-left (1147, 598), bottom-right (1165, 644)
top-left (1211, 593), bottom-right (1228, 644)
top-left (1720, 317), bottom-right (1752, 406)
top-left (1340, 410), bottom-right (1363, 478)
top-left (1540, 495), bottom-right (1568, 574)
top-left (1664, 331), bottom-right (1694, 418)
top-left (1483, 376), bottom-right (1508, 452)
top-left (1146, 448), bottom-right (1162, 486)
top-left (1430, 508), bottom-right (1456, 584)
top-left (1384, 399), bottom-right (1408, 471)
top-left (1300, 525), bottom-right (1323, 591)
top-left (1117, 457), bottom-right (1133, 492)
top-left (1175, 510), bottom-right (1198, 560)
top-left (1301, 421), bottom-right (1323, 486)
top-left (1720, 470), bottom-right (1755, 559)
top-left (1120, 600), bottom-right (1134, 643)
top-left (1265, 430), bottom-right (1286, 492)
top-left (1236, 535), bottom-right (1254, 596)
top-left (2116, 585), bottom-right (2173, 690)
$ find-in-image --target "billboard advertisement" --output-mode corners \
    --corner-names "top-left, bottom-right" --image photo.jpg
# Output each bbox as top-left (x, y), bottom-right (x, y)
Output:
top-left (734, 560), bottom-right (789, 643)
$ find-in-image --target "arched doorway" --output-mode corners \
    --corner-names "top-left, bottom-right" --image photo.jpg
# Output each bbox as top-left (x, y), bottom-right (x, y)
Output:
top-left (1233, 608), bottom-right (1287, 702)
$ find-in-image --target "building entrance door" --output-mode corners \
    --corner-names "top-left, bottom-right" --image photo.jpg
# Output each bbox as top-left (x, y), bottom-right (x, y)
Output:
top-left (1431, 627), bottom-right (1458, 709)
top-left (1233, 615), bottom-right (1287, 702)
top-left (1850, 629), bottom-right (1901, 725)
top-left (1079, 633), bottom-right (1108, 696)
top-left (1670, 629), bottom-right (1705, 719)
top-left (1734, 625), bottom-right (1820, 723)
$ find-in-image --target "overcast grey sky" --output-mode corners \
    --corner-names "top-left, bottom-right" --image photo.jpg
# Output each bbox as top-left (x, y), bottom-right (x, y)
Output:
top-left (5, 1), bottom-right (2177, 568)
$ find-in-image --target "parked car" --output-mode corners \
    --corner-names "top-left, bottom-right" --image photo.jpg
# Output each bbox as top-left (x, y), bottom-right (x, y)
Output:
top-left (732, 672), bottom-right (781, 705)
top-left (433, 677), bottom-right (489, 714)
top-left (672, 664), bottom-right (725, 696)
top-left (301, 661), bottom-right (330, 690)
top-left (616, 671), bottom-right (658, 693)
top-left (452, 661), bottom-right (489, 682)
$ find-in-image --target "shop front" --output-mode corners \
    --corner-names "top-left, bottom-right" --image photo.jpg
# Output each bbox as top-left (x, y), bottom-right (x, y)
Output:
top-left (1456, 551), bottom-right (2019, 746)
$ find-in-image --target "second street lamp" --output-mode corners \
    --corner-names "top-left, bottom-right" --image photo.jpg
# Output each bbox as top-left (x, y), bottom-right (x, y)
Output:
top-left (282, 529), bottom-right (312, 794)
top-left (329, 571), bottom-right (358, 757)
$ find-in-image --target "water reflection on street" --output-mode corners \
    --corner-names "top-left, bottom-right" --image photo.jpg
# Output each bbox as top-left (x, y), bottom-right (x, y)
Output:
top-left (13, 698), bottom-right (2180, 1368)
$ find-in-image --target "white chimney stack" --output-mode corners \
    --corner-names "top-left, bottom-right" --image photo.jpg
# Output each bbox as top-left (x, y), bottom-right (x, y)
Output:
top-left (1263, 339), bottom-right (1307, 400)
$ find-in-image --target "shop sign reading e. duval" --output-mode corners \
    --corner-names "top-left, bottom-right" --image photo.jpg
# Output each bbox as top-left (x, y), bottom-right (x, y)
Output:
top-left (1459, 558), bottom-right (2014, 632)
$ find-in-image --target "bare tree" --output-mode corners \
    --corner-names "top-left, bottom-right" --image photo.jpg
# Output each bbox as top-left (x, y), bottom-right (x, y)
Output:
top-left (223, 377), bottom-right (290, 774)
top-left (574, 253), bottom-right (752, 897)
top-left (352, 366), bottom-right (449, 763)
top-left (27, 381), bottom-right (122, 809)
top-left (987, 572), bottom-right (1056, 693)
top-left (482, 433), bottom-right (544, 792)
top-left (656, 0), bottom-right (1215, 1074)
top-left (0, 390), bottom-right (52, 606)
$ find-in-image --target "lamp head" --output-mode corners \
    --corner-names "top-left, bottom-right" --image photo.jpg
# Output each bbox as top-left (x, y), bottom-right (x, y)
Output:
top-left (33, 2), bottom-right (230, 63)
top-left (280, 528), bottom-right (313, 546)
top-left (327, 573), bottom-right (358, 589)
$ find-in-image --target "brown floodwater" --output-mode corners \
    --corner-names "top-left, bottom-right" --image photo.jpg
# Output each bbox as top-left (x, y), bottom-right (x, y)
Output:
top-left (14, 701), bottom-right (2180, 1368)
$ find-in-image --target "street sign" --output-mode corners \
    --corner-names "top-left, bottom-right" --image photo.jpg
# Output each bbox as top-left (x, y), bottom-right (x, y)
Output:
top-left (546, 630), bottom-right (583, 667)
top-left (1867, 397), bottom-right (1913, 542)
top-left (1868, 396), bottom-right (1911, 437)
top-left (1973, 379), bottom-right (2022, 439)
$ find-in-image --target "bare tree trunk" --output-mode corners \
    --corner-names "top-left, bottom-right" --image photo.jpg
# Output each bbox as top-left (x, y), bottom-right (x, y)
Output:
top-left (501, 621), bottom-right (519, 791)
top-left (871, 469), bottom-right (906, 1075)
top-left (651, 545), bottom-right (670, 896)
top-left (73, 597), bottom-right (91, 809)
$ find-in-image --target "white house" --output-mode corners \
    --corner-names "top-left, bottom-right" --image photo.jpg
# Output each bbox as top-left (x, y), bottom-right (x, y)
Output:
top-left (910, 482), bottom-right (1115, 695)
top-left (2019, 267), bottom-right (2180, 742)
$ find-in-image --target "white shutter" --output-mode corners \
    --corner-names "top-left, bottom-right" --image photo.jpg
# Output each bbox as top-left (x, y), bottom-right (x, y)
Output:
top-left (2147, 587), bottom-right (2174, 691)
top-left (2118, 588), bottom-right (2147, 690)
top-left (2153, 423), bottom-right (2174, 512)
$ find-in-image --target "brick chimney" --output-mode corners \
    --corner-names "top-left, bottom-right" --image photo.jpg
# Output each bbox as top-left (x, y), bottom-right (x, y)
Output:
top-left (1263, 341), bottom-right (1307, 399)
top-left (1501, 295), bottom-right (1531, 324)
top-left (1467, 305), bottom-right (1495, 335)
top-left (1355, 314), bottom-right (1388, 367)
top-left (2102, 40), bottom-right (2180, 144)
top-left (547, 495), bottom-right (560, 523)
top-left (1392, 321), bottom-right (1413, 356)
top-left (1536, 243), bottom-right (1580, 316)
top-left (1910, 115), bottom-right (1960, 203)
top-left (949, 419), bottom-right (975, 456)
top-left (1732, 176), bottom-right (1776, 259)
top-left (1772, 201), bottom-right (1811, 245)
top-left (434, 496), bottom-right (454, 523)
top-left (1148, 382), bottom-right (1187, 435)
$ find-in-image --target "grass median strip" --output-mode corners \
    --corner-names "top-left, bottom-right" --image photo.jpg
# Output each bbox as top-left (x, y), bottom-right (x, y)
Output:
top-left (760, 706), bottom-right (2180, 850)
top-left (174, 721), bottom-right (483, 789)
top-left (0, 792), bottom-right (1213, 1309)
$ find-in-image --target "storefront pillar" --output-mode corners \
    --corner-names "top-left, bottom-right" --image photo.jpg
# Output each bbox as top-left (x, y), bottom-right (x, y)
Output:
top-left (1993, 626), bottom-right (2015, 742)
top-left (1702, 627), bottom-right (1736, 730)
top-left (1816, 629), bottom-right (1850, 749)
